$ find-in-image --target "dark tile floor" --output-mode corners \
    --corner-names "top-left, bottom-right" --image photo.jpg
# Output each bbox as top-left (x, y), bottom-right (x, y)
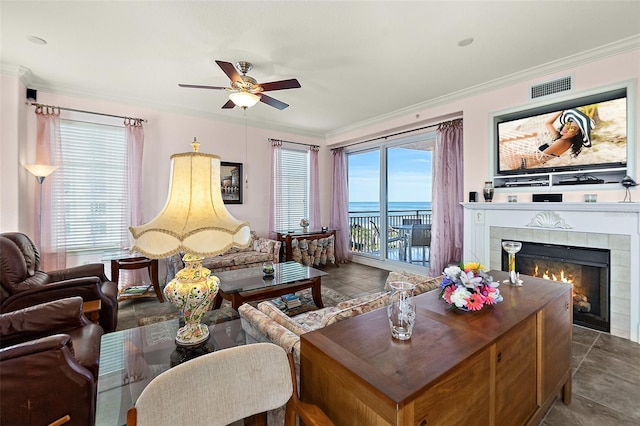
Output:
top-left (115, 262), bottom-right (640, 425)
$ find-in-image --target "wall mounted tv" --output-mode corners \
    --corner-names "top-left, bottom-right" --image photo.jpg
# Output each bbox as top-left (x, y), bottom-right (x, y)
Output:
top-left (495, 87), bottom-right (628, 176)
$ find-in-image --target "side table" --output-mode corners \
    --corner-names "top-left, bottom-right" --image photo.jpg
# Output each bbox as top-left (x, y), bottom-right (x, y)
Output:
top-left (102, 251), bottom-right (164, 302)
top-left (82, 300), bottom-right (102, 324)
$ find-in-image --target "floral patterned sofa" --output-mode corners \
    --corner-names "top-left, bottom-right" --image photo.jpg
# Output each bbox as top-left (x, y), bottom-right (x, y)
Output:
top-left (238, 270), bottom-right (443, 364)
top-left (166, 232), bottom-right (281, 282)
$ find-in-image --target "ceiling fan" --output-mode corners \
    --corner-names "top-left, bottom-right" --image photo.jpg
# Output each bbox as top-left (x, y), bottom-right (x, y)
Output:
top-left (179, 60), bottom-right (301, 110)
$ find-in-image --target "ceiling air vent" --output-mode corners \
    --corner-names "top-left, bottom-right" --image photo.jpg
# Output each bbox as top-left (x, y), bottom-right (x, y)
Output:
top-left (529, 76), bottom-right (572, 100)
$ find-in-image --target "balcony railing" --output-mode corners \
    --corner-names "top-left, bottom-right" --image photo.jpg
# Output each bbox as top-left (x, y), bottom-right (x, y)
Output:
top-left (349, 210), bottom-right (432, 262)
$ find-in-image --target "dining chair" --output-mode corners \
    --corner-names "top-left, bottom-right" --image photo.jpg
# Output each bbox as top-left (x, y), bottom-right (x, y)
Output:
top-left (127, 343), bottom-right (334, 426)
top-left (370, 220), bottom-right (406, 260)
top-left (408, 224), bottom-right (431, 265)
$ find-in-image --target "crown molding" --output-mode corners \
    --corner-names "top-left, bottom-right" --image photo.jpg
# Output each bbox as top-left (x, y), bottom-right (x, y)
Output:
top-left (325, 35), bottom-right (640, 139)
top-left (1, 64), bottom-right (35, 87)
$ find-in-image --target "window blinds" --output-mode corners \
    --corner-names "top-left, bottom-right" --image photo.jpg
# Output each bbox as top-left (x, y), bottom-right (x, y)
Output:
top-left (58, 120), bottom-right (129, 253)
top-left (274, 148), bottom-right (309, 232)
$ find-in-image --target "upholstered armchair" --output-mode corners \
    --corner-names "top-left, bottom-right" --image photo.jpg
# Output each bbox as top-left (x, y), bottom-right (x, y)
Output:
top-left (0, 297), bottom-right (103, 426)
top-left (0, 232), bottom-right (119, 332)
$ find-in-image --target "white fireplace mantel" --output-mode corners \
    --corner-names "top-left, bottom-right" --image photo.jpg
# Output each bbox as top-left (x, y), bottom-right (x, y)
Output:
top-left (463, 202), bottom-right (640, 342)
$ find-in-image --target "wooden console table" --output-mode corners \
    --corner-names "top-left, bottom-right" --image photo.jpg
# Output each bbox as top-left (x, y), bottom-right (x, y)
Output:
top-left (276, 229), bottom-right (338, 266)
top-left (300, 271), bottom-right (572, 426)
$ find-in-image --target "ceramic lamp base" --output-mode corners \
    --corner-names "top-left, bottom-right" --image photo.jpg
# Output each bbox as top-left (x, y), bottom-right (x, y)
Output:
top-left (164, 253), bottom-right (219, 346)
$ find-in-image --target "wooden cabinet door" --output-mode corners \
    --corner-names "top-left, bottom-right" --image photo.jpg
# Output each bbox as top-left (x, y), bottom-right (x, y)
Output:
top-left (541, 289), bottom-right (572, 403)
top-left (412, 349), bottom-right (491, 426)
top-left (494, 315), bottom-right (538, 426)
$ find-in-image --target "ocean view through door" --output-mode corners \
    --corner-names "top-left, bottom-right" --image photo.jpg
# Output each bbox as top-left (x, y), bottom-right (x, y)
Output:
top-left (348, 134), bottom-right (434, 266)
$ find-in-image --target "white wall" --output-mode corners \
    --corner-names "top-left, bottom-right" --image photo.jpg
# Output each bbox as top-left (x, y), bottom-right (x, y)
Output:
top-left (0, 73), bottom-right (29, 233)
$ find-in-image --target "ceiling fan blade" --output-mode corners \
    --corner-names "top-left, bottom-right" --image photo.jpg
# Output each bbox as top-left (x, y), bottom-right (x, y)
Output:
top-left (258, 79), bottom-right (301, 92)
top-left (215, 60), bottom-right (243, 84)
top-left (260, 94), bottom-right (289, 110)
top-left (222, 99), bottom-right (236, 109)
top-left (178, 83), bottom-right (229, 90)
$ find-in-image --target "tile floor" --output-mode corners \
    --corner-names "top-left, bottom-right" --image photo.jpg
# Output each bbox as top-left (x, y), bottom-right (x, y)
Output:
top-left (115, 262), bottom-right (640, 425)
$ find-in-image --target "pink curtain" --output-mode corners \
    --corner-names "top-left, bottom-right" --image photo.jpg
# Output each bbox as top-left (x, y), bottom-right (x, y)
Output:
top-left (430, 119), bottom-right (464, 276)
top-left (330, 148), bottom-right (352, 263)
top-left (126, 118), bottom-right (145, 239)
top-left (309, 146), bottom-right (321, 230)
top-left (122, 118), bottom-right (146, 287)
top-left (35, 106), bottom-right (66, 271)
top-left (268, 140), bottom-right (283, 239)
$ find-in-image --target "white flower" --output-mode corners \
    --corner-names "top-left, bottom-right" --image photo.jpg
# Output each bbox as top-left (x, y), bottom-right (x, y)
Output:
top-left (459, 270), bottom-right (483, 288)
top-left (487, 279), bottom-right (500, 288)
top-left (450, 287), bottom-right (472, 308)
top-left (444, 265), bottom-right (461, 278)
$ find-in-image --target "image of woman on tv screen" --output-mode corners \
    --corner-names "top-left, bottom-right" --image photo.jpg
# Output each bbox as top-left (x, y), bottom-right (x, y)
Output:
top-left (519, 108), bottom-right (595, 169)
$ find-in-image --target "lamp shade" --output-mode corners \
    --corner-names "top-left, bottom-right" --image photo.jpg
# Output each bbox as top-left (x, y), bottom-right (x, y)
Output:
top-left (229, 91), bottom-right (260, 108)
top-left (129, 151), bottom-right (251, 258)
top-left (24, 164), bottom-right (58, 178)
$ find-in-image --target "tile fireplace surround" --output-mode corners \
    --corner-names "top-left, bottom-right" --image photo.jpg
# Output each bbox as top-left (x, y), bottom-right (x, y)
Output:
top-left (463, 202), bottom-right (639, 343)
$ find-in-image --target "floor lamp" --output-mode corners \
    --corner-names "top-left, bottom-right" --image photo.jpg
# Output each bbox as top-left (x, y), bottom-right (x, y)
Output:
top-left (24, 164), bottom-right (58, 249)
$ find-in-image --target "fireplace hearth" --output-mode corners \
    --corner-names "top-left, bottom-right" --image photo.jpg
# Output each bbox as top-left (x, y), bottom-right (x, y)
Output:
top-left (502, 240), bottom-right (610, 332)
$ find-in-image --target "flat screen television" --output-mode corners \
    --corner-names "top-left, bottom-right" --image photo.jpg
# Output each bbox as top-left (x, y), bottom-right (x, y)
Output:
top-left (495, 87), bottom-right (628, 176)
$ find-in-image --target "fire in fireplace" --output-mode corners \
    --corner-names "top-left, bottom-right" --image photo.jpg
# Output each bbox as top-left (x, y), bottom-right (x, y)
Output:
top-left (501, 240), bottom-right (610, 332)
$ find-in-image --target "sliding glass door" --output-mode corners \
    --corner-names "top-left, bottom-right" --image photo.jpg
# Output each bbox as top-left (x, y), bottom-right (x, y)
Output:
top-left (348, 150), bottom-right (380, 257)
top-left (347, 133), bottom-right (434, 266)
top-left (386, 139), bottom-right (432, 265)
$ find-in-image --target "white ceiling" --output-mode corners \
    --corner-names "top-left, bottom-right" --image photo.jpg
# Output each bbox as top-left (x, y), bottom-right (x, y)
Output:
top-left (2, 1), bottom-right (639, 137)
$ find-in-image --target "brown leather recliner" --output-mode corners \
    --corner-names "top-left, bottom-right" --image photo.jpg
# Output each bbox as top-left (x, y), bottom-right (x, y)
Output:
top-left (0, 232), bottom-right (118, 332)
top-left (0, 297), bottom-right (103, 426)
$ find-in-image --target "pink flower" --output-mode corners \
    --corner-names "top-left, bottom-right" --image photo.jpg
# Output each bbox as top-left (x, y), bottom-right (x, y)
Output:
top-left (465, 292), bottom-right (485, 311)
top-left (443, 285), bottom-right (456, 304)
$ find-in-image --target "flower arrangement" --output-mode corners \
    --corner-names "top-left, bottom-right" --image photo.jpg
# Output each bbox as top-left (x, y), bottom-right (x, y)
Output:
top-left (439, 262), bottom-right (503, 311)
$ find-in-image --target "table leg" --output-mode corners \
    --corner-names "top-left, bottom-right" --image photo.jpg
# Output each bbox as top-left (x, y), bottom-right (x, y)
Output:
top-left (110, 260), bottom-right (120, 285)
top-left (311, 277), bottom-right (324, 308)
top-left (212, 292), bottom-right (223, 310)
top-left (149, 259), bottom-right (164, 302)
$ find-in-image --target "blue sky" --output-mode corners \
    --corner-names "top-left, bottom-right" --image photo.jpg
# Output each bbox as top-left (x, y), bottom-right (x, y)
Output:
top-left (348, 148), bottom-right (432, 203)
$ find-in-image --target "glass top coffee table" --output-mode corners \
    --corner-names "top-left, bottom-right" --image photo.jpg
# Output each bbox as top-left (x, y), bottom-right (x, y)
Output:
top-left (212, 261), bottom-right (328, 310)
top-left (95, 309), bottom-right (244, 425)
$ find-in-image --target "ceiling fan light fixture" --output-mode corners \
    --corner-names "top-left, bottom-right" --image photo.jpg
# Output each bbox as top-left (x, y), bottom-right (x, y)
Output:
top-left (229, 92), bottom-right (260, 108)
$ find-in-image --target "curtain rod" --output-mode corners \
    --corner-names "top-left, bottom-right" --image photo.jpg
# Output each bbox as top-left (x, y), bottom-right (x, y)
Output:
top-left (331, 117), bottom-right (462, 151)
top-left (268, 138), bottom-right (319, 149)
top-left (30, 102), bottom-right (147, 123)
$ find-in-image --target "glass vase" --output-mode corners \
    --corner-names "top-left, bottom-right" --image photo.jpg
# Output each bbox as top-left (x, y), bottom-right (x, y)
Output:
top-left (387, 281), bottom-right (416, 340)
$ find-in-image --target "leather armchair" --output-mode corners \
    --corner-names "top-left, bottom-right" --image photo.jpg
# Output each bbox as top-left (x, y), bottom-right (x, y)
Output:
top-left (0, 297), bottom-right (103, 426)
top-left (0, 232), bottom-right (119, 332)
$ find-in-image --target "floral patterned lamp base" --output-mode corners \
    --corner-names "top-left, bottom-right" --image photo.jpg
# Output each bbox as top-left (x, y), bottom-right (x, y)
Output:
top-left (164, 253), bottom-right (219, 346)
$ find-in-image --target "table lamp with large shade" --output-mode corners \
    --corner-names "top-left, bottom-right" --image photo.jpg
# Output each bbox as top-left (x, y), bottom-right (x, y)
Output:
top-left (129, 139), bottom-right (251, 346)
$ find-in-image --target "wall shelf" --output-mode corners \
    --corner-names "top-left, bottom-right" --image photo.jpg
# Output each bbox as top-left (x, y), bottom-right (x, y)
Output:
top-left (493, 167), bottom-right (627, 191)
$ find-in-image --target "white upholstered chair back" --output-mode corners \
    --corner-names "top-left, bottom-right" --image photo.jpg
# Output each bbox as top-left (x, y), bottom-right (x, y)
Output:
top-left (129, 343), bottom-right (293, 426)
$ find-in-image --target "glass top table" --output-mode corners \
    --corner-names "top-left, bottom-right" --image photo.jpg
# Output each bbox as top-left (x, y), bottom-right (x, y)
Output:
top-left (95, 309), bottom-right (244, 426)
top-left (212, 261), bottom-right (328, 310)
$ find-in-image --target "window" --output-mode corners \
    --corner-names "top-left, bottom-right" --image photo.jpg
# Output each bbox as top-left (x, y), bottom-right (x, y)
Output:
top-left (347, 133), bottom-right (434, 265)
top-left (57, 120), bottom-right (129, 253)
top-left (274, 147), bottom-right (309, 232)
